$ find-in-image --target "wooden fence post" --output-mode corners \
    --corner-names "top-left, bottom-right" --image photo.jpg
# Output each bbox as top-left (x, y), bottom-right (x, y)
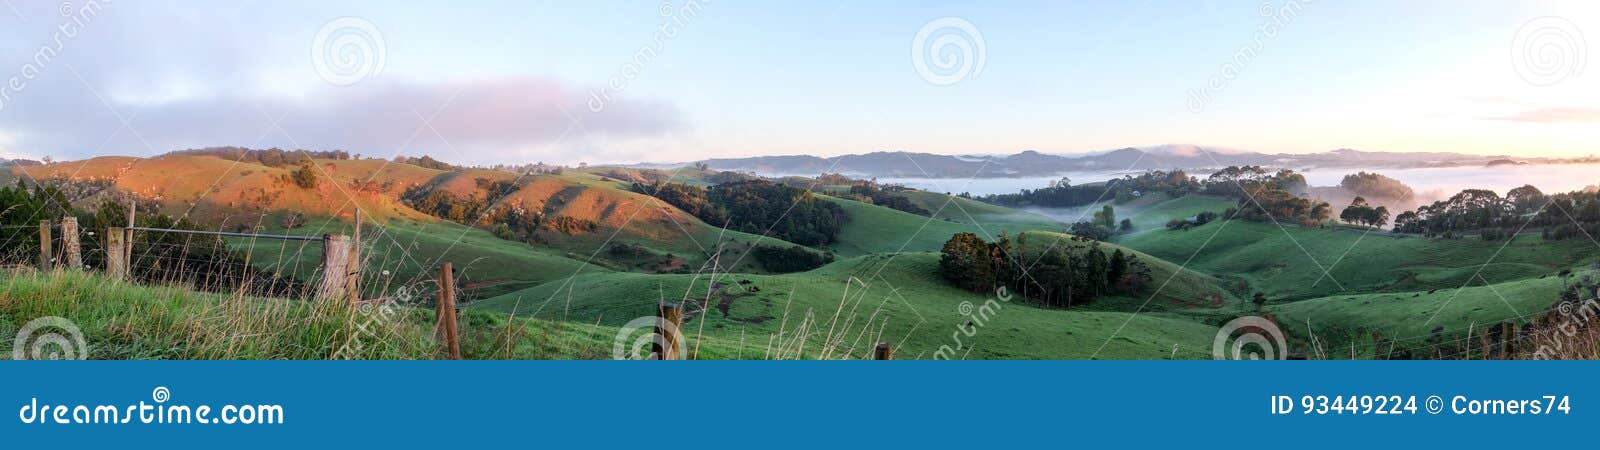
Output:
top-left (37, 220), bottom-right (51, 271)
top-left (435, 263), bottom-right (461, 360)
top-left (105, 227), bottom-right (126, 280)
top-left (317, 234), bottom-right (354, 303)
top-left (1501, 322), bottom-right (1516, 359)
top-left (653, 303), bottom-right (683, 360)
top-left (59, 217), bottom-right (80, 270)
top-left (874, 342), bottom-right (894, 360)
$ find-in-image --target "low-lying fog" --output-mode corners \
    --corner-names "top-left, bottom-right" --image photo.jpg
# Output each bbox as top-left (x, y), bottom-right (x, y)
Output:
top-left (878, 164), bottom-right (1600, 201)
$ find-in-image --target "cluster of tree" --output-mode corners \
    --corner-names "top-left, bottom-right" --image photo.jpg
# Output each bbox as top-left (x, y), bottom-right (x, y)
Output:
top-left (630, 181), bottom-right (727, 225)
top-left (843, 183), bottom-right (930, 216)
top-left (394, 155), bottom-right (456, 171)
top-left (289, 163), bottom-right (319, 189)
top-left (168, 147), bottom-right (351, 166)
top-left (751, 245), bottom-right (834, 272)
top-left (937, 232), bottom-right (1151, 308)
top-left (1224, 189), bottom-right (1331, 227)
top-left (1165, 211), bottom-right (1220, 231)
top-left (1202, 166), bottom-right (1308, 198)
top-left (402, 188), bottom-right (491, 224)
top-left (1393, 185), bottom-right (1600, 241)
top-left (979, 170), bottom-right (1200, 208)
top-left (1064, 205), bottom-right (1133, 240)
top-left (494, 162), bottom-right (566, 175)
top-left (1340, 172), bottom-right (1415, 204)
top-left (402, 178), bottom-right (530, 229)
top-left (0, 183), bottom-right (300, 296)
top-left (1201, 167), bottom-right (1328, 227)
top-left (1393, 189), bottom-right (1515, 238)
top-left (709, 180), bottom-right (847, 246)
top-left (635, 179), bottom-right (847, 246)
top-left (1338, 196), bottom-right (1390, 227)
top-left (0, 181), bottom-right (71, 262)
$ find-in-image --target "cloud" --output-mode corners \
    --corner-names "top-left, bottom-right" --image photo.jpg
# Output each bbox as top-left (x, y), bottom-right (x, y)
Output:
top-left (1485, 107), bottom-right (1600, 124)
top-left (0, 77), bottom-right (684, 164)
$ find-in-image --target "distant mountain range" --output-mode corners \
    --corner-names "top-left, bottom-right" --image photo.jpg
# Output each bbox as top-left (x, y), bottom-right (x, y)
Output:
top-left (643, 145), bottom-right (1591, 178)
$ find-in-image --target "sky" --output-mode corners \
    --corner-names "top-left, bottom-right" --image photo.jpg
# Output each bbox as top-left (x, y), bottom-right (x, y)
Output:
top-left (0, 0), bottom-right (1594, 165)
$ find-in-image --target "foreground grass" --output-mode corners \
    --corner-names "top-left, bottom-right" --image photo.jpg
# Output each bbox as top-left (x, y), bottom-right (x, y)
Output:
top-left (0, 270), bottom-right (750, 360)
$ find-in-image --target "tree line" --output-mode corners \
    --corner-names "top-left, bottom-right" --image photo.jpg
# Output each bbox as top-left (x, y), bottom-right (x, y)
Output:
top-left (1394, 185), bottom-right (1600, 241)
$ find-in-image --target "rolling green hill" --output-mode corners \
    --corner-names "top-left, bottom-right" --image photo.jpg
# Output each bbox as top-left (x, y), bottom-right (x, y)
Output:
top-left (225, 216), bottom-right (608, 300)
top-left (1268, 268), bottom-right (1599, 357)
top-left (471, 252), bottom-right (1223, 359)
top-left (823, 196), bottom-right (1062, 257)
top-left (1117, 219), bottom-right (1600, 301)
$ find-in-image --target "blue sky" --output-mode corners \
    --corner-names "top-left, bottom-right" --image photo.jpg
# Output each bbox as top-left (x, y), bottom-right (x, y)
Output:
top-left (0, 0), bottom-right (1594, 164)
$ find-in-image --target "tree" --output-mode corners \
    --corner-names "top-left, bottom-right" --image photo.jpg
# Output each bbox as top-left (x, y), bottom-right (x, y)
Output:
top-left (1369, 206), bottom-right (1390, 227)
top-left (1107, 249), bottom-right (1128, 286)
top-left (1095, 205), bottom-right (1116, 228)
top-left (939, 232), bottom-right (995, 293)
top-left (291, 163), bottom-right (319, 189)
top-left (1251, 292), bottom-right (1268, 312)
top-left (1506, 185), bottom-right (1545, 214)
top-left (1339, 196), bottom-right (1387, 227)
top-left (1119, 218), bottom-right (1133, 232)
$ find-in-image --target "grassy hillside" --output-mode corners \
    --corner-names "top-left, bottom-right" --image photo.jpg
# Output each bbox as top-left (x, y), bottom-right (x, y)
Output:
top-left (471, 252), bottom-right (1223, 360)
top-left (223, 216), bottom-right (607, 300)
top-left (1269, 268), bottom-right (1599, 357)
top-left (1118, 219), bottom-right (1600, 301)
top-left (12, 155), bottom-right (827, 277)
top-left (399, 168), bottom-right (827, 274)
top-left (7, 155), bottom-right (431, 223)
top-left (824, 196), bottom-right (1062, 257)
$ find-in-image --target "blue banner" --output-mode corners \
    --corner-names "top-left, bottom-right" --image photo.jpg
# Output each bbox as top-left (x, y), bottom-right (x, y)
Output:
top-left (0, 361), bottom-right (1590, 448)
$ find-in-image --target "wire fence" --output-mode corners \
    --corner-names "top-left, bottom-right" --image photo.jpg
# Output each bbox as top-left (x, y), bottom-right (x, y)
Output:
top-left (0, 218), bottom-right (350, 301)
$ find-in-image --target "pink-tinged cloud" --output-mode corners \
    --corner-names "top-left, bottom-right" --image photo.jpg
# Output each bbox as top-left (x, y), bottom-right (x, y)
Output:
top-left (0, 77), bottom-right (683, 163)
top-left (1486, 107), bottom-right (1600, 124)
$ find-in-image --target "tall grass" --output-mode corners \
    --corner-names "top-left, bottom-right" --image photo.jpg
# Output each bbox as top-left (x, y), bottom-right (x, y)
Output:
top-left (0, 269), bottom-right (647, 360)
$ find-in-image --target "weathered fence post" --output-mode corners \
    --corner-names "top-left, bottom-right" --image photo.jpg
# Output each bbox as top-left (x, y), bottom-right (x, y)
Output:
top-left (59, 217), bottom-right (80, 270)
top-left (105, 227), bottom-right (127, 280)
top-left (435, 263), bottom-right (461, 360)
top-left (37, 220), bottom-right (51, 271)
top-left (652, 303), bottom-right (683, 360)
top-left (317, 234), bottom-right (354, 303)
top-left (874, 342), bottom-right (894, 360)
